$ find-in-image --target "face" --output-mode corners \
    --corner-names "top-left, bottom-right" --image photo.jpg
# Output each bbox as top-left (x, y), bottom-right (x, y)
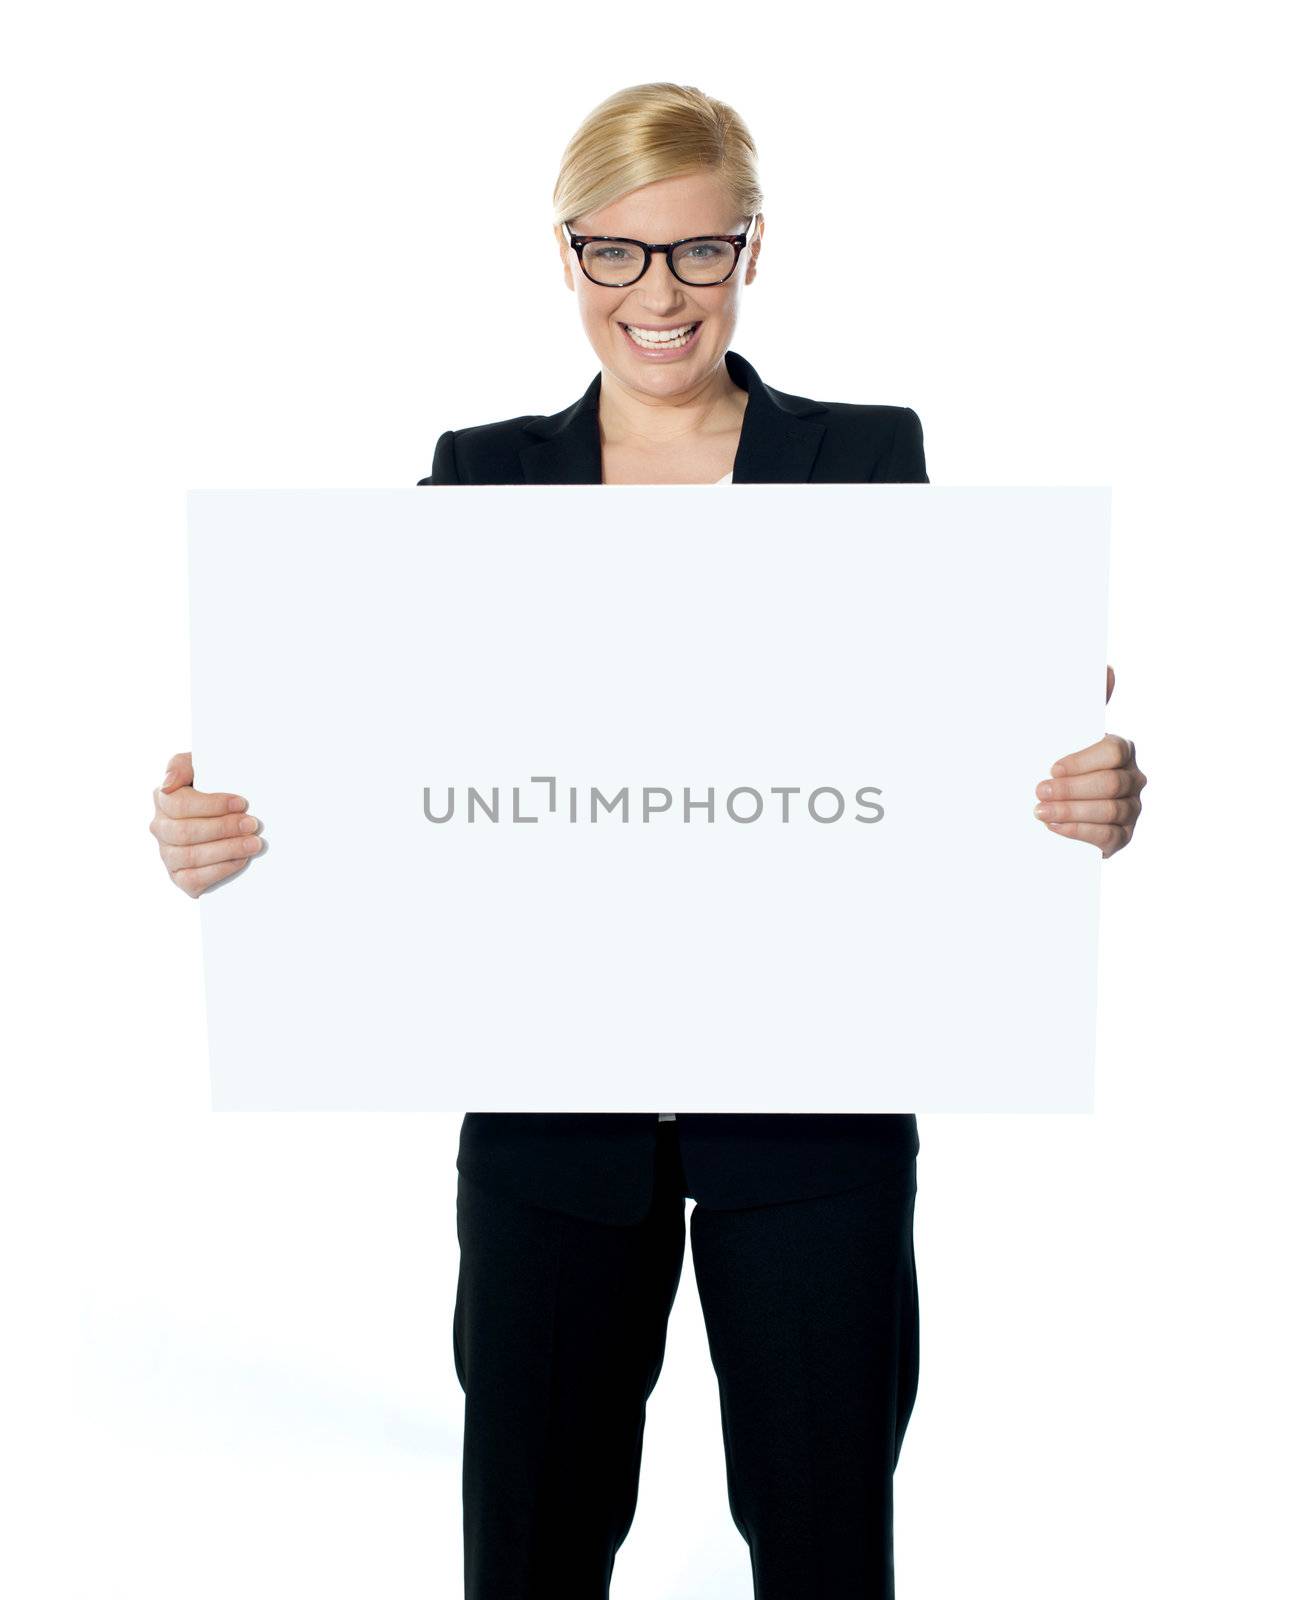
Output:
top-left (556, 170), bottom-right (763, 401)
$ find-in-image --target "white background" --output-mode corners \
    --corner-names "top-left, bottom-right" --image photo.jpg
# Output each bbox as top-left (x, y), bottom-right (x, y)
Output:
top-left (2, 2), bottom-right (1295, 1596)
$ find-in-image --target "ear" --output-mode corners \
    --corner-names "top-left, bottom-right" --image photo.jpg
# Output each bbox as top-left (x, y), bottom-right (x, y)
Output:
top-left (744, 213), bottom-right (764, 285)
top-left (555, 224), bottom-right (575, 292)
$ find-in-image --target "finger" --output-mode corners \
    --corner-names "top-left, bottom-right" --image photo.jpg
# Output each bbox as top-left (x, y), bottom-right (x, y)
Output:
top-left (160, 833), bottom-right (264, 874)
top-left (1106, 664), bottom-right (1115, 704)
top-left (1050, 732), bottom-right (1133, 778)
top-left (1042, 818), bottom-right (1132, 857)
top-left (1037, 766), bottom-right (1142, 801)
top-left (151, 811), bottom-right (261, 847)
top-left (172, 857), bottom-right (256, 898)
top-left (1036, 796), bottom-right (1141, 827)
top-left (155, 783), bottom-right (249, 820)
top-left (160, 751), bottom-right (195, 792)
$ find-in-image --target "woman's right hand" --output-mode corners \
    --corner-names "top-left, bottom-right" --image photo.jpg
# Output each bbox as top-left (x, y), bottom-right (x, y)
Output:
top-left (150, 751), bottom-right (263, 897)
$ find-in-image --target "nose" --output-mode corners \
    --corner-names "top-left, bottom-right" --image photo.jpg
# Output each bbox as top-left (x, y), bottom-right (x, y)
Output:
top-left (634, 249), bottom-right (687, 308)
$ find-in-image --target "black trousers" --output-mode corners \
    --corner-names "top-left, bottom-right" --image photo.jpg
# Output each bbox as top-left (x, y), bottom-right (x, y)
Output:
top-left (453, 1118), bottom-right (920, 1598)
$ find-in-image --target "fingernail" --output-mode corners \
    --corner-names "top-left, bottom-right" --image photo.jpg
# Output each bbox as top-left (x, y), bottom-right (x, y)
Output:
top-left (1051, 761), bottom-right (1067, 777)
top-left (227, 795), bottom-right (248, 812)
top-left (238, 816), bottom-right (259, 833)
top-left (160, 770), bottom-right (176, 789)
top-left (1034, 803), bottom-right (1051, 819)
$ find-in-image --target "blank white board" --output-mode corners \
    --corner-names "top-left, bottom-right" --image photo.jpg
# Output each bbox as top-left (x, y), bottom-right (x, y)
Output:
top-left (189, 485), bottom-right (1109, 1111)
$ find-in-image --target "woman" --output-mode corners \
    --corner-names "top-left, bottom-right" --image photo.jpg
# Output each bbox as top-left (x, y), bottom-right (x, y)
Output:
top-left (151, 82), bottom-right (1146, 1600)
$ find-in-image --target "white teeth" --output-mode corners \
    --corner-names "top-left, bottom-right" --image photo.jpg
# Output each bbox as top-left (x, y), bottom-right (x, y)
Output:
top-left (624, 322), bottom-right (698, 348)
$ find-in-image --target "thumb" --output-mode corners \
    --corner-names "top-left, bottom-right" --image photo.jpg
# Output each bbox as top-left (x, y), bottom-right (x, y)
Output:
top-left (160, 750), bottom-right (195, 792)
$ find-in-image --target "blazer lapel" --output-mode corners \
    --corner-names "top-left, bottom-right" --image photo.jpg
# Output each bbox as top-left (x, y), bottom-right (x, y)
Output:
top-left (517, 372), bottom-right (604, 484)
top-left (517, 348), bottom-right (827, 485)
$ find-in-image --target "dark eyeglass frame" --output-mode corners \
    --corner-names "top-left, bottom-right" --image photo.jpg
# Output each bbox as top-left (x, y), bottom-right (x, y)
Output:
top-left (564, 215), bottom-right (756, 287)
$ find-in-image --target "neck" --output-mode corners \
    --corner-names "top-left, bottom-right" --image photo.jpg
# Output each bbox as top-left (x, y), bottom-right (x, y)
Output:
top-left (597, 358), bottom-right (747, 449)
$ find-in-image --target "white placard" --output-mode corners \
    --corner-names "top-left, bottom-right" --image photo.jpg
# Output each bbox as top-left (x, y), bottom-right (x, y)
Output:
top-left (189, 486), bottom-right (1109, 1112)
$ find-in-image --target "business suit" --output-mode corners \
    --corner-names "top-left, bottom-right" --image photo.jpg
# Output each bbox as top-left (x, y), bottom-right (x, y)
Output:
top-left (421, 348), bottom-right (926, 1599)
top-left (420, 347), bottom-right (928, 1228)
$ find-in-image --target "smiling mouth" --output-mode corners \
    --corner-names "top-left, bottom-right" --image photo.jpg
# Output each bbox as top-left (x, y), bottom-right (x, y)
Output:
top-left (619, 320), bottom-right (701, 349)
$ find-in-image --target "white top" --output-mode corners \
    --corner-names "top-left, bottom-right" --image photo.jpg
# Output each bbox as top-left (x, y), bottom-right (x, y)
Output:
top-left (660, 465), bottom-right (733, 1121)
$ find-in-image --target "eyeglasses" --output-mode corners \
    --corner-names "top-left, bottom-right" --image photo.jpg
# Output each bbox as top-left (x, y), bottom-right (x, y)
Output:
top-left (564, 216), bottom-right (756, 287)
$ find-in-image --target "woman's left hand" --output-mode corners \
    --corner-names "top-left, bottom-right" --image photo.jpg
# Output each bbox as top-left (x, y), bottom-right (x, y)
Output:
top-left (1034, 665), bottom-right (1146, 858)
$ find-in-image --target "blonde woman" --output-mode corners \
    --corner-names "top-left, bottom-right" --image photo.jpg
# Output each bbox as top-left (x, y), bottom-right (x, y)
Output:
top-left (151, 82), bottom-right (1145, 1600)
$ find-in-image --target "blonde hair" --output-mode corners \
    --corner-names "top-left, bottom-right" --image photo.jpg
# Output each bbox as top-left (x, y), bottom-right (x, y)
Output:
top-left (552, 82), bottom-right (763, 232)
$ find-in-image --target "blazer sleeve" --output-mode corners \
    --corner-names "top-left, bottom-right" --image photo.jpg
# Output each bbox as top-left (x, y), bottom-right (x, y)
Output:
top-left (883, 407), bottom-right (929, 483)
top-left (416, 428), bottom-right (460, 486)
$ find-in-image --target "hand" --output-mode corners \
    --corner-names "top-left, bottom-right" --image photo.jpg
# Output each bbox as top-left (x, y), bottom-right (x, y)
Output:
top-left (150, 751), bottom-right (264, 897)
top-left (1034, 665), bottom-right (1146, 859)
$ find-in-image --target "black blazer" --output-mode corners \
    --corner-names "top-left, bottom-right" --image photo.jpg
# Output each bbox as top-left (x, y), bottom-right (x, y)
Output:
top-left (419, 348), bottom-right (927, 1225)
